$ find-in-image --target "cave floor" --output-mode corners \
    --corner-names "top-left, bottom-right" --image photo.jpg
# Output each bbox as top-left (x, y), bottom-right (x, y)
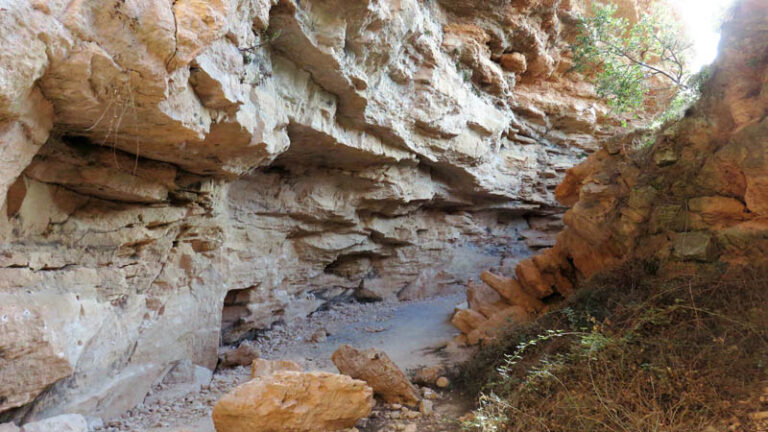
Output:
top-left (98, 292), bottom-right (473, 432)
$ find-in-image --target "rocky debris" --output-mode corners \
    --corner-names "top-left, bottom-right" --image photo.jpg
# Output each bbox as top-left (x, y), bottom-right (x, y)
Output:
top-left (435, 377), bottom-right (451, 389)
top-left (20, 414), bottom-right (88, 432)
top-left (310, 328), bottom-right (329, 343)
top-left (332, 345), bottom-right (421, 407)
top-left (413, 365), bottom-right (446, 386)
top-left (250, 358), bottom-right (303, 379)
top-left (212, 371), bottom-right (374, 432)
top-left (421, 388), bottom-right (440, 400)
top-left (90, 294), bottom-right (461, 431)
top-left (218, 341), bottom-right (261, 369)
top-left (419, 400), bottom-right (434, 416)
top-left (452, 0), bottom-right (768, 344)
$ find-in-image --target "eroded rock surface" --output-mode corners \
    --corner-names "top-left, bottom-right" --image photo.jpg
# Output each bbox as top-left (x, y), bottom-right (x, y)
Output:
top-left (452, 0), bottom-right (768, 344)
top-left (0, 0), bottom-right (638, 422)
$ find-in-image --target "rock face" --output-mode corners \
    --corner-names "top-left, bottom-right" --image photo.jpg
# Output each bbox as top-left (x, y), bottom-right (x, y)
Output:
top-left (212, 371), bottom-right (373, 432)
top-left (0, 0), bottom-right (641, 422)
top-left (332, 345), bottom-right (421, 406)
top-left (452, 0), bottom-right (768, 343)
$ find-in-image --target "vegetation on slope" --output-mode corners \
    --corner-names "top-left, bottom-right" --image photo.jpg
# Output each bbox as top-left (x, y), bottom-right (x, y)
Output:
top-left (458, 261), bottom-right (768, 431)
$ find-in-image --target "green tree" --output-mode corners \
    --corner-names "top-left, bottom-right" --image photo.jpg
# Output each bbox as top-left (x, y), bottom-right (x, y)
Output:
top-left (572, 2), bottom-right (695, 119)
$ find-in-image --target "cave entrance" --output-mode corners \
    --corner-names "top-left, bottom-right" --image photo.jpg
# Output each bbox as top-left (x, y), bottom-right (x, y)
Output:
top-left (220, 286), bottom-right (258, 346)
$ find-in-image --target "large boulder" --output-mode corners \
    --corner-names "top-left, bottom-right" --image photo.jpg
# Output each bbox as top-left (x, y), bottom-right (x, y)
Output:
top-left (331, 345), bottom-right (420, 406)
top-left (212, 371), bottom-right (373, 432)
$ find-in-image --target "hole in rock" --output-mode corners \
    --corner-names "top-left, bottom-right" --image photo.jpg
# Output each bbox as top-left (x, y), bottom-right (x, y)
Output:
top-left (220, 287), bottom-right (263, 346)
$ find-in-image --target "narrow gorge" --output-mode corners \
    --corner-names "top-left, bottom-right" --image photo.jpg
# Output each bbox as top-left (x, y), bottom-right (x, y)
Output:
top-left (0, 0), bottom-right (765, 431)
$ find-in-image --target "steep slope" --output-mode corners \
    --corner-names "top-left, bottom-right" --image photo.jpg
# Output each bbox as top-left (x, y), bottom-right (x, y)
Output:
top-left (453, 0), bottom-right (767, 345)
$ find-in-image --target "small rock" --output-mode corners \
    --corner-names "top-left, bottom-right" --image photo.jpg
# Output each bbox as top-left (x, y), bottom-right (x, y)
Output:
top-left (219, 341), bottom-right (261, 368)
top-left (310, 328), bottom-right (328, 343)
top-left (436, 376), bottom-right (450, 388)
top-left (419, 399), bottom-right (434, 416)
top-left (404, 424), bottom-right (418, 432)
top-left (413, 365), bottom-right (446, 386)
top-left (422, 387), bottom-right (439, 400)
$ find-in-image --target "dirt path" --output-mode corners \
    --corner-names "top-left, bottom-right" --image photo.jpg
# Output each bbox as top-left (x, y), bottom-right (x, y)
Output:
top-left (97, 293), bottom-right (472, 432)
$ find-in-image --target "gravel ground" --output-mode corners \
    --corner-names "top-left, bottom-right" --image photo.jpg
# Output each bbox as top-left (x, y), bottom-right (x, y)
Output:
top-left (95, 293), bottom-right (472, 432)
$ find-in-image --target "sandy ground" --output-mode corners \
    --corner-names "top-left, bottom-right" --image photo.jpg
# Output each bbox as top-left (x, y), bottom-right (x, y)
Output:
top-left (96, 293), bottom-right (472, 432)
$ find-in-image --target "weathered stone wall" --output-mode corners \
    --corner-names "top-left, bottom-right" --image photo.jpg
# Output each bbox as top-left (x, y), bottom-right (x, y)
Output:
top-left (453, 0), bottom-right (768, 344)
top-left (0, 0), bottom-right (630, 422)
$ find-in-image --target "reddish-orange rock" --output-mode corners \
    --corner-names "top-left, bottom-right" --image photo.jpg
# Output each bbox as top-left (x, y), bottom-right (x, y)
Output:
top-left (500, 52), bottom-right (527, 74)
top-left (515, 258), bottom-right (553, 298)
top-left (466, 280), bottom-right (509, 318)
top-left (479, 271), bottom-right (544, 312)
top-left (332, 345), bottom-right (421, 407)
top-left (451, 308), bottom-right (487, 334)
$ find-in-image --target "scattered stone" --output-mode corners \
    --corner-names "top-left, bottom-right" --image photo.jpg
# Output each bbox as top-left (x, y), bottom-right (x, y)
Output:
top-left (332, 345), bottom-right (421, 406)
top-left (435, 377), bottom-right (450, 388)
top-left (213, 371), bottom-right (373, 432)
top-left (419, 399), bottom-right (434, 416)
top-left (309, 328), bottom-right (328, 343)
top-left (404, 410), bottom-right (420, 420)
top-left (250, 358), bottom-right (303, 379)
top-left (218, 341), bottom-right (261, 368)
top-left (21, 414), bottom-right (88, 432)
top-left (404, 424), bottom-right (418, 432)
top-left (413, 365), bottom-right (445, 386)
top-left (422, 387), bottom-right (439, 400)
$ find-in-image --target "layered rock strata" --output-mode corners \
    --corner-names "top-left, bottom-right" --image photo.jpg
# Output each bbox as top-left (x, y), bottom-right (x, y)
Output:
top-left (452, 0), bottom-right (768, 344)
top-left (0, 0), bottom-right (631, 422)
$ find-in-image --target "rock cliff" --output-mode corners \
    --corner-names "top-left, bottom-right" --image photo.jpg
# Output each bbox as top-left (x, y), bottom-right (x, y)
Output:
top-left (0, 0), bottom-right (631, 422)
top-left (452, 0), bottom-right (768, 344)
